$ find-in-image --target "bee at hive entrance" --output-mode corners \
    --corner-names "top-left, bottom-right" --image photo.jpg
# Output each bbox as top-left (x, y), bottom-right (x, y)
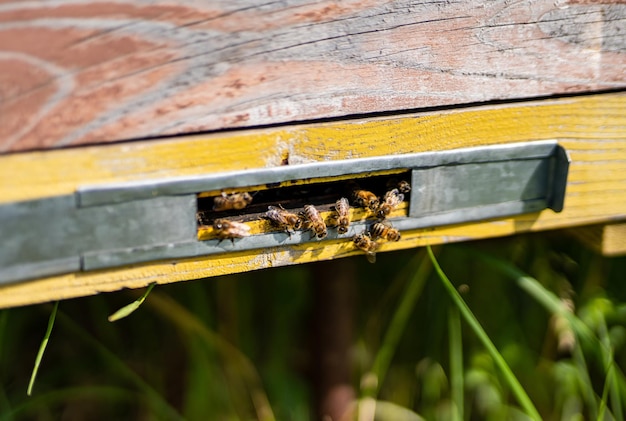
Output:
top-left (194, 171), bottom-right (412, 242)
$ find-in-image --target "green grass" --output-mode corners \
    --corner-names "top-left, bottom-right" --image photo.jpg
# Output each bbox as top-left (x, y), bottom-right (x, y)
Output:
top-left (427, 245), bottom-right (541, 420)
top-left (27, 302), bottom-right (58, 397)
top-left (1, 232), bottom-right (625, 420)
top-left (108, 283), bottom-right (156, 322)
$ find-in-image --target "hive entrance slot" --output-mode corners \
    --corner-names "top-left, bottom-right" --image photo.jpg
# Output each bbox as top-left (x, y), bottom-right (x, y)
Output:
top-left (195, 171), bottom-right (412, 228)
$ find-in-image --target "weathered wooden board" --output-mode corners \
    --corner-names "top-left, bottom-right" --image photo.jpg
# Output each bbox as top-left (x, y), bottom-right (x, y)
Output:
top-left (0, 92), bottom-right (624, 308)
top-left (1, 92), bottom-right (625, 205)
top-left (569, 222), bottom-right (626, 256)
top-left (1, 1), bottom-right (625, 152)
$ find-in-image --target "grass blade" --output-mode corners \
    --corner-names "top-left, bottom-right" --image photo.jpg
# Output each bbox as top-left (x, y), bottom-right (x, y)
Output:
top-left (108, 283), bottom-right (156, 322)
top-left (145, 291), bottom-right (276, 421)
top-left (469, 247), bottom-right (626, 418)
top-left (27, 301), bottom-right (59, 396)
top-left (55, 309), bottom-right (185, 420)
top-left (368, 249), bottom-right (432, 396)
top-left (572, 344), bottom-right (599, 419)
top-left (427, 246), bottom-right (541, 421)
top-left (596, 308), bottom-right (622, 421)
top-left (468, 249), bottom-right (599, 346)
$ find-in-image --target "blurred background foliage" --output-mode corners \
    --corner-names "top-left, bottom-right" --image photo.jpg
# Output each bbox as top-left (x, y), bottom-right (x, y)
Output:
top-left (1, 230), bottom-right (626, 420)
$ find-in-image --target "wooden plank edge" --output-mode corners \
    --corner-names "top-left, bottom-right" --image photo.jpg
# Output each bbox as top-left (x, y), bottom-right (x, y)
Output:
top-left (1, 92), bottom-right (626, 205)
top-left (1, 210), bottom-right (624, 309)
top-left (568, 222), bottom-right (626, 256)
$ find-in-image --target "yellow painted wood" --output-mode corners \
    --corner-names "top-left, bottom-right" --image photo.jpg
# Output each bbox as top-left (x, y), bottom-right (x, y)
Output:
top-left (601, 224), bottom-right (626, 256)
top-left (0, 206), bottom-right (618, 309)
top-left (568, 223), bottom-right (626, 256)
top-left (1, 93), bottom-right (625, 204)
top-left (197, 204), bottom-right (408, 240)
top-left (1, 92), bottom-right (625, 308)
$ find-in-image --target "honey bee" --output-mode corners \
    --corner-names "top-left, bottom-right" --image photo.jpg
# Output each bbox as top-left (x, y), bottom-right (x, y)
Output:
top-left (329, 197), bottom-right (350, 234)
top-left (370, 220), bottom-right (401, 242)
top-left (265, 205), bottom-right (302, 237)
top-left (397, 180), bottom-right (411, 194)
top-left (196, 211), bottom-right (207, 226)
top-left (376, 188), bottom-right (404, 219)
top-left (301, 204), bottom-right (327, 239)
top-left (213, 192), bottom-right (253, 211)
top-left (212, 218), bottom-right (251, 243)
top-left (387, 178), bottom-right (411, 194)
top-left (353, 232), bottom-right (379, 263)
top-left (349, 183), bottom-right (379, 211)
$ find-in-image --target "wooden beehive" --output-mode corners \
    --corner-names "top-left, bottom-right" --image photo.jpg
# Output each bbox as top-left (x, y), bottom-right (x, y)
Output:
top-left (0, 1), bottom-right (625, 308)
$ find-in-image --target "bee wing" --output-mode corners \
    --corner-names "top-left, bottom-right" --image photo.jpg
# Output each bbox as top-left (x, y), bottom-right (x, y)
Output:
top-left (379, 220), bottom-right (393, 228)
top-left (212, 196), bottom-right (228, 210)
top-left (385, 188), bottom-right (403, 201)
top-left (236, 222), bottom-right (251, 232)
top-left (236, 228), bottom-right (251, 237)
top-left (384, 188), bottom-right (398, 199)
top-left (336, 197), bottom-right (349, 210)
top-left (224, 221), bottom-right (250, 237)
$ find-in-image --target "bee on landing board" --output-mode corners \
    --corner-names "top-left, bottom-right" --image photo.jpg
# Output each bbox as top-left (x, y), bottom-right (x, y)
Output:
top-left (397, 180), bottom-right (411, 194)
top-left (329, 197), bottom-right (351, 235)
top-left (376, 188), bottom-right (404, 219)
top-left (353, 232), bottom-right (379, 263)
top-left (301, 204), bottom-right (327, 239)
top-left (213, 192), bottom-right (253, 211)
top-left (265, 205), bottom-right (302, 237)
top-left (370, 220), bottom-right (401, 242)
top-left (212, 218), bottom-right (251, 244)
top-left (348, 182), bottom-right (379, 212)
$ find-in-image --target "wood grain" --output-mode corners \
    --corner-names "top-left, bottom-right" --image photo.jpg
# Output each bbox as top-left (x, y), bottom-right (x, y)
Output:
top-left (0, 92), bottom-right (625, 308)
top-left (1, 92), bottom-right (625, 205)
top-left (568, 222), bottom-right (626, 256)
top-left (1, 1), bottom-right (625, 152)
